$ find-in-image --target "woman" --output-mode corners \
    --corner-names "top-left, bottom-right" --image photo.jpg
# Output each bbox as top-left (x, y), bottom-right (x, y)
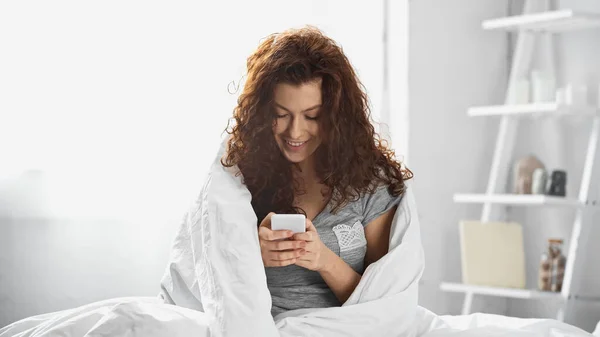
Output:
top-left (221, 26), bottom-right (412, 317)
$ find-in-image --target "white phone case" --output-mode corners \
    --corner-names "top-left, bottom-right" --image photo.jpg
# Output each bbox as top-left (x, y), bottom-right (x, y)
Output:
top-left (271, 214), bottom-right (306, 233)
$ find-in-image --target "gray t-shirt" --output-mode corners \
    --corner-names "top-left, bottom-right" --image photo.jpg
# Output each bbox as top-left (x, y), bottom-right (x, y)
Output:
top-left (265, 185), bottom-right (403, 317)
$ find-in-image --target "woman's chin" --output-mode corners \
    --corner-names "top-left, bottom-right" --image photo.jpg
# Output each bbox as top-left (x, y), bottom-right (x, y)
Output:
top-left (283, 151), bottom-right (306, 163)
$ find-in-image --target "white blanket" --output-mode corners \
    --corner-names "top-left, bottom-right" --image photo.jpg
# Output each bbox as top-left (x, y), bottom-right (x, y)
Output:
top-left (157, 137), bottom-right (425, 337)
top-left (0, 139), bottom-right (594, 337)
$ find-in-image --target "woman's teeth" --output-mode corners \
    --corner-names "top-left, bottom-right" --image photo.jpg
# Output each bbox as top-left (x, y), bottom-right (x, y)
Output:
top-left (286, 140), bottom-right (306, 147)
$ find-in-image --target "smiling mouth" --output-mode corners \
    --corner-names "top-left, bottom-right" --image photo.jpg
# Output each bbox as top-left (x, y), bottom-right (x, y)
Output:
top-left (285, 139), bottom-right (308, 147)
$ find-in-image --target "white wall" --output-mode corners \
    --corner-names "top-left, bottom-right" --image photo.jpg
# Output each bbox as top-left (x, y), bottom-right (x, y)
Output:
top-left (411, 0), bottom-right (600, 332)
top-left (0, 0), bottom-right (392, 328)
top-left (409, 0), bottom-right (509, 316)
top-left (506, 0), bottom-right (600, 332)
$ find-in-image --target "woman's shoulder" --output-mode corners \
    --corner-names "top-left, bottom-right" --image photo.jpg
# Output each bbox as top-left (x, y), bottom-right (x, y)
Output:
top-left (359, 182), bottom-right (405, 225)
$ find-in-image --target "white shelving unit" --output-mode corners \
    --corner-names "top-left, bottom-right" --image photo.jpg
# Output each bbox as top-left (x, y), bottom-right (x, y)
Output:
top-left (453, 193), bottom-right (588, 207)
top-left (441, 282), bottom-right (564, 300)
top-left (467, 103), bottom-right (599, 117)
top-left (482, 9), bottom-right (600, 32)
top-left (440, 1), bottom-right (600, 323)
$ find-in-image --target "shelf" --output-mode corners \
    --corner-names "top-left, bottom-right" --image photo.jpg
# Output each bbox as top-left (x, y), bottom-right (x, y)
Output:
top-left (467, 103), bottom-right (599, 117)
top-left (440, 282), bottom-right (564, 300)
top-left (483, 9), bottom-right (600, 33)
top-left (453, 193), bottom-right (586, 207)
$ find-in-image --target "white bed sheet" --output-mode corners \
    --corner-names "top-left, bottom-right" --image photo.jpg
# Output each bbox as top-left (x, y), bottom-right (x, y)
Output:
top-left (1, 299), bottom-right (593, 337)
top-left (0, 138), bottom-right (594, 337)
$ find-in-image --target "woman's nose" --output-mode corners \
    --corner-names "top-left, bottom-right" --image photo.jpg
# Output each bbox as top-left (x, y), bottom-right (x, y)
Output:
top-left (288, 116), bottom-right (304, 139)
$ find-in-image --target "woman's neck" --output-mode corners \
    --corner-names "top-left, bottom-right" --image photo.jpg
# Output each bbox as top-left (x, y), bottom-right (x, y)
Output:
top-left (293, 155), bottom-right (318, 183)
top-left (292, 155), bottom-right (331, 208)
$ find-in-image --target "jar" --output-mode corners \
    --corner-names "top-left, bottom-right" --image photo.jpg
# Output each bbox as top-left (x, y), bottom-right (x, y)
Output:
top-left (538, 249), bottom-right (551, 291)
top-left (532, 168), bottom-right (547, 195)
top-left (538, 239), bottom-right (566, 292)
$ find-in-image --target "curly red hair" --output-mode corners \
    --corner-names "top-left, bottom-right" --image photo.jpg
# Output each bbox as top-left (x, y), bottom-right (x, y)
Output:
top-left (222, 26), bottom-right (412, 223)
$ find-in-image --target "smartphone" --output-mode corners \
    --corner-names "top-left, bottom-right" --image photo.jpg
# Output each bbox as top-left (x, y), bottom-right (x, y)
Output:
top-left (271, 214), bottom-right (306, 233)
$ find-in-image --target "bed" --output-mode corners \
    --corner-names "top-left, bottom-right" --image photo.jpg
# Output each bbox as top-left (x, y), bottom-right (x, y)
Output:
top-left (1, 139), bottom-right (595, 337)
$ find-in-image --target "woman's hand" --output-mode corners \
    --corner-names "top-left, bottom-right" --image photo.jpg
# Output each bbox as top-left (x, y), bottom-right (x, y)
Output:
top-left (258, 212), bottom-right (307, 267)
top-left (292, 219), bottom-right (334, 272)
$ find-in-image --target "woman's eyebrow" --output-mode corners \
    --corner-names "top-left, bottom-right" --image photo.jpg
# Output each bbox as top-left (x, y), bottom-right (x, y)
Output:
top-left (274, 102), bottom-right (322, 113)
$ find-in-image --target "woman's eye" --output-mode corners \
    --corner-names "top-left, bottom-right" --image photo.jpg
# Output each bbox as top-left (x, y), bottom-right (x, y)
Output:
top-left (306, 115), bottom-right (319, 121)
top-left (276, 114), bottom-right (288, 119)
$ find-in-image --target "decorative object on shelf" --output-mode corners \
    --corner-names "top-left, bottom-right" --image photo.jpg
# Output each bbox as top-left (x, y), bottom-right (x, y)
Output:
top-left (571, 84), bottom-right (589, 106)
top-left (547, 170), bottom-right (567, 196)
top-left (556, 87), bottom-right (568, 105)
top-left (538, 242), bottom-right (552, 291)
top-left (538, 238), bottom-right (566, 292)
top-left (556, 83), bottom-right (589, 107)
top-left (532, 168), bottom-right (548, 194)
top-left (515, 77), bottom-right (531, 104)
top-left (513, 155), bottom-right (545, 194)
top-left (531, 70), bottom-right (556, 103)
top-left (459, 221), bottom-right (526, 289)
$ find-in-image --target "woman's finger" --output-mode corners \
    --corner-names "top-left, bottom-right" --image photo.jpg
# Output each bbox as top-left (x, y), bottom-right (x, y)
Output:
top-left (258, 226), bottom-right (270, 240)
top-left (302, 241), bottom-right (319, 253)
top-left (259, 212), bottom-right (276, 229)
top-left (267, 239), bottom-right (306, 251)
top-left (294, 258), bottom-right (315, 270)
top-left (305, 219), bottom-right (317, 232)
top-left (292, 232), bottom-right (314, 242)
top-left (270, 249), bottom-right (305, 261)
top-left (269, 257), bottom-right (298, 267)
top-left (296, 251), bottom-right (315, 261)
top-left (259, 226), bottom-right (293, 241)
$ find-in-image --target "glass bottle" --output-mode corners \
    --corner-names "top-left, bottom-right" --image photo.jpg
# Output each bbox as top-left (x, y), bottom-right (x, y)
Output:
top-left (538, 239), bottom-right (566, 292)
top-left (538, 244), bottom-right (552, 291)
top-left (550, 239), bottom-right (566, 292)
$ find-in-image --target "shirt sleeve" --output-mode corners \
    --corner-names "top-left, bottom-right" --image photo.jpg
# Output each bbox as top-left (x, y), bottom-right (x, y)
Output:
top-left (361, 184), bottom-right (404, 226)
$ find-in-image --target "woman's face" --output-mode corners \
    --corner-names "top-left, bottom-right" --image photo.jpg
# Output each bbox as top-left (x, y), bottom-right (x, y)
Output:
top-left (272, 79), bottom-right (323, 164)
